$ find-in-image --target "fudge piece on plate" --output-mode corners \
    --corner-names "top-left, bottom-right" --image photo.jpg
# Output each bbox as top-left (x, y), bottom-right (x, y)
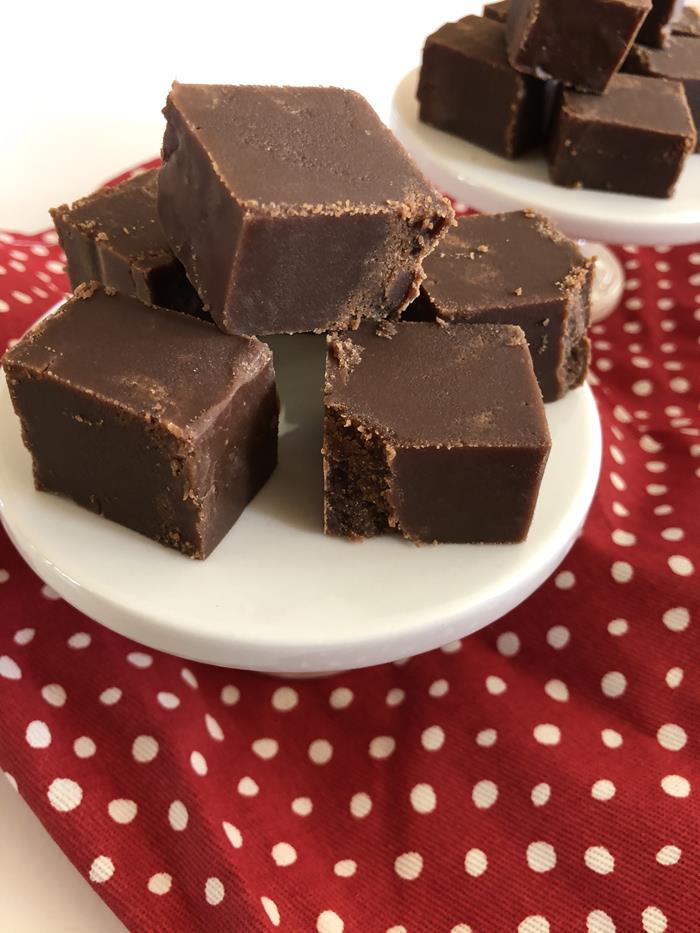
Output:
top-left (158, 83), bottom-right (453, 336)
top-left (407, 211), bottom-right (593, 402)
top-left (417, 16), bottom-right (547, 158)
top-left (3, 285), bottom-right (278, 558)
top-left (549, 73), bottom-right (696, 197)
top-left (50, 169), bottom-right (206, 319)
top-left (323, 322), bottom-right (551, 544)
top-left (506, 0), bottom-right (651, 92)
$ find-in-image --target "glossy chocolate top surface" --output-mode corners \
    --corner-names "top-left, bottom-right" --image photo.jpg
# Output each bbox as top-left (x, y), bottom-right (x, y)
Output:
top-left (434, 16), bottom-right (510, 67)
top-left (421, 211), bottom-right (588, 316)
top-left (561, 72), bottom-right (694, 134)
top-left (50, 170), bottom-right (171, 264)
top-left (325, 322), bottom-right (548, 448)
top-left (3, 285), bottom-right (270, 435)
top-left (165, 83), bottom-right (443, 211)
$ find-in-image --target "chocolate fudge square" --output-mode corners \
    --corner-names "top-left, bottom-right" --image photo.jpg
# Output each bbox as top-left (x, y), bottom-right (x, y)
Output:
top-left (50, 170), bottom-right (206, 319)
top-left (2, 285), bottom-right (278, 558)
top-left (637, 0), bottom-right (685, 46)
top-left (158, 83), bottom-right (452, 336)
top-left (625, 36), bottom-right (700, 150)
top-left (673, 6), bottom-right (700, 37)
top-left (407, 211), bottom-right (592, 402)
top-left (484, 0), bottom-right (511, 22)
top-left (549, 74), bottom-right (696, 197)
top-left (506, 0), bottom-right (651, 92)
top-left (323, 323), bottom-right (551, 544)
top-left (417, 17), bottom-right (546, 158)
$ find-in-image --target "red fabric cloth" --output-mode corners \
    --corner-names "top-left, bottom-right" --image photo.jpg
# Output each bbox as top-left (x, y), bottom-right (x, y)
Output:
top-left (0, 168), bottom-right (698, 933)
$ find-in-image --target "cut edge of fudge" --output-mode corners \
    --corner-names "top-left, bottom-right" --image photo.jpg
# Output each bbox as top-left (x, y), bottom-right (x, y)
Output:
top-left (158, 83), bottom-right (454, 336)
top-left (2, 283), bottom-right (279, 558)
top-left (322, 322), bottom-right (551, 545)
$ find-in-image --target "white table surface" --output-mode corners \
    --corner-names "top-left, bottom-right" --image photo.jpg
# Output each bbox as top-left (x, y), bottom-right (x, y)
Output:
top-left (0, 1), bottom-right (479, 928)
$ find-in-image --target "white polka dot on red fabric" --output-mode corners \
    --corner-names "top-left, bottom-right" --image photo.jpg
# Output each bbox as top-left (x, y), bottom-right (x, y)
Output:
top-left (609, 471), bottom-right (626, 491)
top-left (666, 668), bottom-right (684, 688)
top-left (464, 848), bottom-right (487, 877)
top-left (108, 799), bottom-right (137, 824)
top-left (220, 684), bottom-right (240, 706)
top-left (329, 687), bottom-right (353, 709)
top-left (657, 723), bottom-right (687, 751)
top-left (45, 259), bottom-right (64, 273)
top-left (41, 683), bottom-right (66, 706)
top-left (127, 651), bottom-right (153, 669)
top-left (394, 851), bottom-right (423, 880)
top-left (668, 555), bottom-right (694, 576)
top-left (12, 290), bottom-right (32, 305)
top-left (497, 631), bottom-right (520, 655)
top-left (612, 502), bottom-right (629, 517)
top-left (205, 877), bottom-right (224, 906)
top-left (190, 751), bottom-right (207, 775)
top-left (533, 724), bottom-right (561, 745)
top-left (656, 845), bottom-right (681, 866)
top-left (168, 800), bottom-right (188, 830)
top-left (386, 688), bottom-right (405, 707)
top-left (660, 527), bottom-right (684, 542)
top-left (350, 792), bottom-right (372, 818)
top-left (148, 872), bottom-right (172, 895)
top-left (601, 671), bottom-right (627, 698)
top-left (99, 687), bottom-right (122, 705)
top-left (661, 774), bottom-right (690, 797)
top-left (180, 667), bottom-right (198, 689)
top-left (238, 776), bottom-right (259, 796)
top-left (40, 584), bottom-right (60, 600)
top-left (271, 686), bottom-right (298, 711)
top-left (476, 728), bottom-right (497, 747)
top-left (527, 841), bottom-right (556, 872)
top-left (14, 629), bottom-right (35, 646)
top-left (48, 777), bottom-right (83, 812)
top-left (654, 505), bottom-right (673, 516)
top-left (369, 736), bottom-right (395, 759)
top-left (271, 842), bottom-right (296, 866)
top-left (132, 735), bottom-right (159, 763)
top-left (642, 906), bottom-right (668, 932)
top-left (67, 632), bottom-right (91, 649)
top-left (0, 656), bottom-right (22, 680)
top-left (421, 725), bottom-right (445, 751)
top-left (429, 678), bottom-right (449, 697)
top-left (261, 896), bottom-right (280, 926)
top-left (585, 846), bottom-right (615, 874)
top-left (485, 675), bottom-right (507, 695)
top-left (546, 625), bottom-right (570, 649)
top-left (531, 783), bottom-right (551, 806)
top-left (611, 529), bottom-right (636, 547)
top-left (292, 796), bottom-right (312, 816)
top-left (640, 434), bottom-right (662, 453)
top-left (317, 910), bottom-right (344, 933)
top-left (308, 739), bottom-right (333, 764)
top-left (602, 729), bottom-right (623, 748)
top-left (205, 713), bottom-right (224, 741)
top-left (607, 619), bottom-right (629, 636)
top-left (472, 780), bottom-right (498, 809)
top-left (253, 738), bottom-right (279, 760)
top-left (647, 483), bottom-right (668, 496)
top-left (334, 859), bottom-right (357, 877)
top-left (670, 377), bottom-right (690, 393)
top-left (74, 737), bottom-right (96, 758)
top-left (587, 910), bottom-right (616, 932)
top-left (157, 692), bottom-right (180, 710)
top-left (544, 679), bottom-right (569, 702)
top-left (518, 917), bottom-right (550, 933)
top-left (611, 561), bottom-right (633, 583)
top-left (26, 720), bottom-right (51, 748)
top-left (591, 780), bottom-right (616, 801)
top-left (410, 783), bottom-right (436, 814)
top-left (441, 640), bottom-right (462, 654)
top-left (89, 856), bottom-right (114, 884)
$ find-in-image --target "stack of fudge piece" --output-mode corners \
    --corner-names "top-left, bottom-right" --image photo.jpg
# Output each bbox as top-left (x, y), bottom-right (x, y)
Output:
top-left (3, 81), bottom-right (593, 555)
top-left (418, 0), bottom-right (699, 197)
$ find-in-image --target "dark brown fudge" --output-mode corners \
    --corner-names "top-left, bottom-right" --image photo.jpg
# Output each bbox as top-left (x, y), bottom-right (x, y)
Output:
top-left (549, 74), bottom-right (696, 197)
top-left (625, 36), bottom-right (700, 150)
top-left (484, 0), bottom-right (510, 22)
top-left (323, 323), bottom-right (551, 544)
top-left (417, 17), bottom-right (546, 159)
top-left (2, 285), bottom-right (278, 558)
top-left (158, 83), bottom-right (452, 336)
top-left (506, 0), bottom-right (651, 92)
top-left (637, 0), bottom-right (685, 46)
top-left (673, 6), bottom-right (700, 36)
top-left (407, 211), bottom-right (592, 402)
top-left (50, 170), bottom-right (206, 319)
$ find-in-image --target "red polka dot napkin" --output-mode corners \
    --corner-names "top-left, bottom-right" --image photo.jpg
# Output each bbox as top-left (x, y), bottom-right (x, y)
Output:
top-left (0, 167), bottom-right (698, 933)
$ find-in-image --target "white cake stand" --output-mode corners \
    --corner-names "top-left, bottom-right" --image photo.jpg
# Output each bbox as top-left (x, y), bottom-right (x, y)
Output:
top-left (0, 321), bottom-right (601, 675)
top-left (391, 68), bottom-right (700, 321)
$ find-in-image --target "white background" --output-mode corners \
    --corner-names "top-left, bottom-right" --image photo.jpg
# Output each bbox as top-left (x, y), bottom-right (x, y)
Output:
top-left (1, 1), bottom-right (479, 929)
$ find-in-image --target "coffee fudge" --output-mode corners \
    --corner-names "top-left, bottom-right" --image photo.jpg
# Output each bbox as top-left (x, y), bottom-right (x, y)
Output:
top-left (2, 285), bottom-right (278, 558)
top-left (158, 83), bottom-right (452, 336)
top-left (673, 6), bottom-right (700, 36)
top-left (417, 17), bottom-right (547, 159)
top-left (625, 36), bottom-right (700, 150)
top-left (323, 323), bottom-right (550, 544)
top-left (506, 0), bottom-right (651, 92)
top-left (407, 212), bottom-right (592, 402)
top-left (637, 0), bottom-right (685, 46)
top-left (484, 0), bottom-right (510, 22)
top-left (50, 170), bottom-right (206, 319)
top-left (549, 74), bottom-right (696, 197)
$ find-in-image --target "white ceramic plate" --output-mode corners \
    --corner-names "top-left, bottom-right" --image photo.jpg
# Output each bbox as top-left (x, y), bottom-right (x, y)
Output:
top-left (0, 318), bottom-right (601, 674)
top-left (391, 68), bottom-right (700, 246)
